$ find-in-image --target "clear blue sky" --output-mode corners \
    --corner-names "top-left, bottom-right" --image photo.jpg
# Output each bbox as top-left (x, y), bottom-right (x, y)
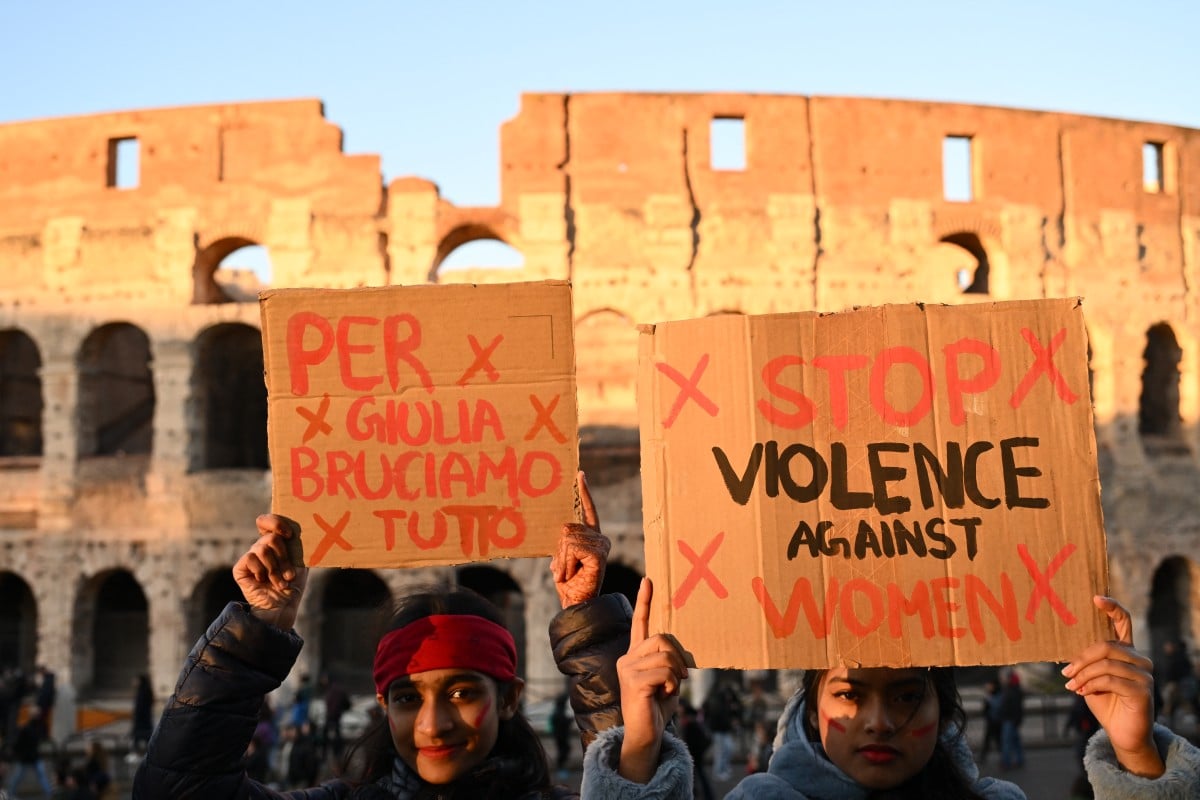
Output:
top-left (3, 0), bottom-right (1197, 208)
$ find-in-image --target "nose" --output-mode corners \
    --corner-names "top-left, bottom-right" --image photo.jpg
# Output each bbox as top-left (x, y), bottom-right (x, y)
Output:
top-left (861, 697), bottom-right (896, 735)
top-left (416, 697), bottom-right (454, 738)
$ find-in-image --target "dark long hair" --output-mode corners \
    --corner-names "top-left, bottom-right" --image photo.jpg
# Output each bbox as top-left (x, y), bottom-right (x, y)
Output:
top-left (340, 585), bottom-right (551, 799)
top-left (800, 667), bottom-right (987, 800)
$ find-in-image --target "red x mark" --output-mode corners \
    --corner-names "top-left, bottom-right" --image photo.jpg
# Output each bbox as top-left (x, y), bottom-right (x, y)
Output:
top-left (672, 531), bottom-right (729, 609)
top-left (1009, 328), bottom-right (1079, 409)
top-left (657, 355), bottom-right (719, 428)
top-left (1018, 542), bottom-right (1077, 624)
top-left (297, 395), bottom-right (333, 443)
top-left (524, 394), bottom-right (566, 443)
top-left (309, 511), bottom-right (353, 566)
top-left (457, 334), bottom-right (504, 386)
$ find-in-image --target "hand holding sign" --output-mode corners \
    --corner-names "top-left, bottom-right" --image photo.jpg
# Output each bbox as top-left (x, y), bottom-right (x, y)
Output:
top-left (1062, 596), bottom-right (1164, 778)
top-left (551, 471), bottom-right (610, 609)
top-left (616, 577), bottom-right (689, 784)
top-left (233, 514), bottom-right (309, 631)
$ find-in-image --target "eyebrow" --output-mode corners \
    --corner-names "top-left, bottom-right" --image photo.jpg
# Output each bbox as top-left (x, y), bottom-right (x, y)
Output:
top-left (393, 672), bottom-right (488, 690)
top-left (828, 677), bottom-right (926, 690)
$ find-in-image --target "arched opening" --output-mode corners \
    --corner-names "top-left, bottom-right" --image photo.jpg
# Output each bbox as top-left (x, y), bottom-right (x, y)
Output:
top-left (0, 572), bottom-right (37, 674)
top-left (938, 232), bottom-right (989, 294)
top-left (320, 570), bottom-right (392, 694)
top-left (88, 570), bottom-right (149, 695)
top-left (217, 244), bottom-right (272, 301)
top-left (456, 566), bottom-right (526, 679)
top-left (193, 237), bottom-right (271, 304)
top-left (187, 567), bottom-right (243, 645)
top-left (599, 562), bottom-right (643, 609)
top-left (76, 323), bottom-right (155, 458)
top-left (0, 329), bottom-right (43, 457)
top-left (432, 226), bottom-right (523, 281)
top-left (1139, 323), bottom-right (1184, 452)
top-left (1147, 556), bottom-right (1193, 671)
top-left (191, 323), bottom-right (268, 470)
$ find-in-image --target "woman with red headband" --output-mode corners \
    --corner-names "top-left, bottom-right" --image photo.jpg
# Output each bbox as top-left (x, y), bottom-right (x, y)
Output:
top-left (132, 472), bottom-right (692, 799)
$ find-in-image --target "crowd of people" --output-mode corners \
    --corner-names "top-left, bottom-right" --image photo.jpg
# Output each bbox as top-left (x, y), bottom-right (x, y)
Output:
top-left (5, 471), bottom-right (1200, 798)
top-left (0, 665), bottom-right (118, 799)
top-left (120, 472), bottom-right (1200, 800)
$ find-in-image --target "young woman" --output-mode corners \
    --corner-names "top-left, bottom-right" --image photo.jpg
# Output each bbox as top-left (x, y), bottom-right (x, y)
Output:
top-left (133, 473), bottom-right (690, 799)
top-left (583, 594), bottom-right (1200, 799)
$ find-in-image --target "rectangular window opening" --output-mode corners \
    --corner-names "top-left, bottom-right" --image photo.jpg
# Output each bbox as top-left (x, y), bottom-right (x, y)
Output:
top-left (107, 137), bottom-right (140, 189)
top-left (710, 117), bottom-right (746, 171)
top-left (942, 135), bottom-right (973, 202)
top-left (1143, 141), bottom-right (1164, 193)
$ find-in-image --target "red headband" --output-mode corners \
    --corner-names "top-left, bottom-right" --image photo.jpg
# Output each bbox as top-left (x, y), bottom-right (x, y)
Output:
top-left (373, 614), bottom-right (517, 696)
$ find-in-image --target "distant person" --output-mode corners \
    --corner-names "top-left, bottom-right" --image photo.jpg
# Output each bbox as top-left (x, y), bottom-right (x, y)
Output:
top-left (130, 674), bottom-right (154, 753)
top-left (80, 739), bottom-right (111, 800)
top-left (6, 705), bottom-right (52, 798)
top-left (679, 699), bottom-right (715, 800)
top-left (286, 720), bottom-right (321, 788)
top-left (0, 666), bottom-right (28, 749)
top-left (549, 690), bottom-right (572, 780)
top-left (703, 681), bottom-right (742, 781)
top-left (978, 678), bottom-right (1003, 763)
top-left (744, 719), bottom-right (773, 775)
top-left (1065, 691), bottom-right (1100, 799)
top-left (318, 673), bottom-right (350, 762)
top-left (1158, 639), bottom-right (1193, 727)
top-left (34, 666), bottom-right (55, 739)
top-left (998, 670), bottom-right (1025, 770)
top-left (289, 673), bottom-right (313, 728)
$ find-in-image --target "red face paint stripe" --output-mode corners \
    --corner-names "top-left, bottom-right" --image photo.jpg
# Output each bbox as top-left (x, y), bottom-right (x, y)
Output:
top-left (473, 698), bottom-right (493, 729)
top-left (910, 722), bottom-right (937, 737)
top-left (822, 712), bottom-right (847, 733)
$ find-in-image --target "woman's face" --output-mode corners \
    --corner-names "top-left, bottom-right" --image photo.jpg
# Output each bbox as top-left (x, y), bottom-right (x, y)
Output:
top-left (809, 667), bottom-right (941, 791)
top-left (377, 668), bottom-right (522, 785)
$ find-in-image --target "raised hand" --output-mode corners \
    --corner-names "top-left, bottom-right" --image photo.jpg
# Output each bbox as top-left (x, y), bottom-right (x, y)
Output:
top-left (616, 577), bottom-right (689, 783)
top-left (1061, 595), bottom-right (1164, 778)
top-left (551, 471), bottom-right (611, 608)
top-left (232, 514), bottom-right (309, 631)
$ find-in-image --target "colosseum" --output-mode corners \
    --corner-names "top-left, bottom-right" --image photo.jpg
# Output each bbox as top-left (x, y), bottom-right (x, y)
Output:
top-left (1, 93), bottom-right (1197, 737)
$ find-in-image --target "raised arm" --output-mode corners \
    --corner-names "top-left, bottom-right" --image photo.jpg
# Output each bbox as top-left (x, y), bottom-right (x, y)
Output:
top-left (133, 515), bottom-right (314, 800)
top-left (615, 577), bottom-right (690, 783)
top-left (1062, 595), bottom-right (1162, 778)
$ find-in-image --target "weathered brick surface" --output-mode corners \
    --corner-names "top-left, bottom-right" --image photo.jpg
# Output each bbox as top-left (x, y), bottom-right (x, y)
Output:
top-left (1, 94), bottom-right (1197, 728)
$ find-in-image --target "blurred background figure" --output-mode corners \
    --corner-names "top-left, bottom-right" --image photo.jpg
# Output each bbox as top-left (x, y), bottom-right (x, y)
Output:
top-left (130, 675), bottom-right (154, 754)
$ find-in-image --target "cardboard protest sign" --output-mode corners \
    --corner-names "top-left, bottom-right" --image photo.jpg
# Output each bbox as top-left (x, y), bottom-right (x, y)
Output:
top-left (639, 299), bottom-right (1109, 669)
top-left (261, 281), bottom-right (578, 568)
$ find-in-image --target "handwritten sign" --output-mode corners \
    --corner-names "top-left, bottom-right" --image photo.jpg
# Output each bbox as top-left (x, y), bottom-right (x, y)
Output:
top-left (638, 299), bottom-right (1109, 668)
top-left (261, 282), bottom-right (578, 568)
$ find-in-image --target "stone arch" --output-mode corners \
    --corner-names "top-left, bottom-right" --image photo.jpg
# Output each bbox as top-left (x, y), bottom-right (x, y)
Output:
top-left (1146, 556), bottom-right (1195, 665)
top-left (76, 322), bottom-right (155, 458)
top-left (456, 566), bottom-right (527, 679)
top-left (938, 231), bottom-right (990, 294)
top-left (430, 221), bottom-right (523, 281)
top-left (74, 568), bottom-right (149, 696)
top-left (1139, 322), bottom-right (1185, 454)
top-left (0, 571), bottom-right (37, 674)
top-left (0, 328), bottom-right (43, 457)
top-left (193, 234), bottom-right (266, 304)
top-left (191, 322), bottom-right (268, 471)
top-left (599, 561), bottom-right (643, 609)
top-left (317, 569), bottom-right (392, 694)
top-left (187, 566), bottom-right (242, 645)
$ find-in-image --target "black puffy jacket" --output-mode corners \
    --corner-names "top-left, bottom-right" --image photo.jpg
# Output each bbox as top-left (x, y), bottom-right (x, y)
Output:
top-left (133, 596), bottom-right (631, 800)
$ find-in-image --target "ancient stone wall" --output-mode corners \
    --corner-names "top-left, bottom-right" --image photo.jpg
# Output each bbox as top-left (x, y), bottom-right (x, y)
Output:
top-left (1, 94), bottom-right (1198, 732)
